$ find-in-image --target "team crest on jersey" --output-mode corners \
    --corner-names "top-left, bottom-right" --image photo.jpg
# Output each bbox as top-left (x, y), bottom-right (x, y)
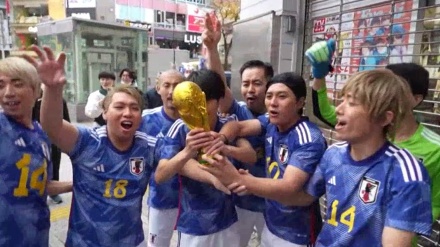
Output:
top-left (278, 144), bottom-right (289, 164)
top-left (129, 157), bottom-right (145, 176)
top-left (358, 176), bottom-right (380, 204)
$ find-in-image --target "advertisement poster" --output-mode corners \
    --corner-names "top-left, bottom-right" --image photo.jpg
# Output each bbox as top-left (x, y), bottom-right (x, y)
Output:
top-left (351, 1), bottom-right (413, 73)
top-left (186, 4), bottom-right (213, 33)
top-left (311, 1), bottom-right (414, 95)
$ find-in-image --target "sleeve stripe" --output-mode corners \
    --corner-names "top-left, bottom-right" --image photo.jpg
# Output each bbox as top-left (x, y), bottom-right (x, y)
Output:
top-left (391, 148), bottom-right (424, 182)
top-left (296, 122), bottom-right (312, 145)
top-left (135, 131), bottom-right (157, 147)
top-left (166, 120), bottom-right (184, 139)
top-left (135, 131), bottom-right (157, 146)
top-left (394, 152), bottom-right (410, 182)
top-left (296, 127), bottom-right (304, 145)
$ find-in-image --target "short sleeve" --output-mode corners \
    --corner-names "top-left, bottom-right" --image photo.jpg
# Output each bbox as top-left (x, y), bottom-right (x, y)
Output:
top-left (68, 126), bottom-right (95, 163)
top-left (288, 140), bottom-right (326, 174)
top-left (385, 163), bottom-right (432, 236)
top-left (305, 160), bottom-right (326, 198)
top-left (159, 122), bottom-right (187, 160)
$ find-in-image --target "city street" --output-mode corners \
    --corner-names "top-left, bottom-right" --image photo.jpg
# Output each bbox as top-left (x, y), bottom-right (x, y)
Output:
top-left (47, 122), bottom-right (259, 247)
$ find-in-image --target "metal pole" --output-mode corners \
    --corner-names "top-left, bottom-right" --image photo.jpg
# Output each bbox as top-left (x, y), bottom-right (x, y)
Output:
top-left (0, 10), bottom-right (5, 59)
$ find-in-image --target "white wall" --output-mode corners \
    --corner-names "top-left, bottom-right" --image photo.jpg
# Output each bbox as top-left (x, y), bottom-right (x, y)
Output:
top-left (240, 0), bottom-right (283, 19)
top-left (238, 0), bottom-right (305, 74)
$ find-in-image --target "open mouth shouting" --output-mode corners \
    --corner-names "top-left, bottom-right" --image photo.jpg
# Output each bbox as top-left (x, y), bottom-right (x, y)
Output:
top-left (335, 120), bottom-right (347, 131)
top-left (120, 120), bottom-right (133, 130)
top-left (269, 110), bottom-right (279, 118)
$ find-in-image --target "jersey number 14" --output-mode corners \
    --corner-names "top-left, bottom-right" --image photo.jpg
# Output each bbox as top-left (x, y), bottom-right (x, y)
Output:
top-left (328, 200), bottom-right (356, 233)
top-left (13, 153), bottom-right (48, 197)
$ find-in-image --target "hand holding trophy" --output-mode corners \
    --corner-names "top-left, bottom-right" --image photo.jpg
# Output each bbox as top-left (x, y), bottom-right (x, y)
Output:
top-left (172, 81), bottom-right (211, 164)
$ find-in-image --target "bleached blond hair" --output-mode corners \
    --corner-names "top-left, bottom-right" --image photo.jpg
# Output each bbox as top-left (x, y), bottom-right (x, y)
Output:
top-left (340, 69), bottom-right (412, 140)
top-left (0, 57), bottom-right (41, 95)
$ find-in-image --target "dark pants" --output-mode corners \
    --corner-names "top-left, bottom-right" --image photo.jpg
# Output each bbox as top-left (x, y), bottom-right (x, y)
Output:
top-left (51, 144), bottom-right (61, 181)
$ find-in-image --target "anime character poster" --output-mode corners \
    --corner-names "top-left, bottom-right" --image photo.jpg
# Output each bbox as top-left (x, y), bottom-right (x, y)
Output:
top-left (311, 1), bottom-right (414, 98)
top-left (351, 1), bottom-right (413, 73)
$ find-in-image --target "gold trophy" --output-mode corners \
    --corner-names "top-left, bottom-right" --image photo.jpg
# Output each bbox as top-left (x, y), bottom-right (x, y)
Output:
top-left (172, 81), bottom-right (210, 164)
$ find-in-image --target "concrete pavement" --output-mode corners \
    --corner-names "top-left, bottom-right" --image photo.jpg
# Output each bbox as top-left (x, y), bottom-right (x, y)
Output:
top-left (48, 122), bottom-right (260, 247)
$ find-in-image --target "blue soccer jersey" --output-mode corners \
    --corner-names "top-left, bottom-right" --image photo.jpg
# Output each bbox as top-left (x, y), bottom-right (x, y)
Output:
top-left (0, 113), bottom-right (53, 247)
top-left (160, 116), bottom-right (238, 235)
top-left (260, 115), bottom-right (327, 245)
top-left (306, 142), bottom-right (432, 247)
top-left (228, 100), bottom-right (266, 212)
top-left (140, 106), bottom-right (179, 209)
top-left (66, 126), bottom-right (155, 247)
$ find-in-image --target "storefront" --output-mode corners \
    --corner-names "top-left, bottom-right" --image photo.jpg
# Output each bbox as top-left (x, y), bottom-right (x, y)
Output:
top-left (183, 32), bottom-right (202, 58)
top-left (37, 18), bottom-right (148, 122)
top-left (302, 0), bottom-right (440, 140)
top-left (302, 2), bottom-right (440, 244)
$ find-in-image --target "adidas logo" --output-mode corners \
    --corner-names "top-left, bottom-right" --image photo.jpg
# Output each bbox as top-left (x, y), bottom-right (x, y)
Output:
top-left (14, 138), bottom-right (26, 147)
top-left (93, 164), bottom-right (105, 172)
top-left (327, 176), bottom-right (336, 186)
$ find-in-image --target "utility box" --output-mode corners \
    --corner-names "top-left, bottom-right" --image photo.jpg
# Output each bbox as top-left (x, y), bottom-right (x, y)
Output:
top-left (37, 17), bottom-right (148, 122)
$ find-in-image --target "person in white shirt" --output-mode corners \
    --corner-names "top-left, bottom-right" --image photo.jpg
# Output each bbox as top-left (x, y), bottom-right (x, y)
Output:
top-left (84, 71), bottom-right (115, 126)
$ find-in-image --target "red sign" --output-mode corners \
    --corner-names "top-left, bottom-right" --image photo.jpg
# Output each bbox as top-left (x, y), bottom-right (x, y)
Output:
top-left (187, 15), bottom-right (205, 33)
top-left (186, 4), bottom-right (212, 33)
top-left (313, 18), bottom-right (326, 33)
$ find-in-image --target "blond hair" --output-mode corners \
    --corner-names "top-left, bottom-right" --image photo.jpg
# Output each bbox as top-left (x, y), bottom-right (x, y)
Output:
top-left (0, 57), bottom-right (41, 95)
top-left (340, 69), bottom-right (412, 139)
top-left (102, 85), bottom-right (144, 111)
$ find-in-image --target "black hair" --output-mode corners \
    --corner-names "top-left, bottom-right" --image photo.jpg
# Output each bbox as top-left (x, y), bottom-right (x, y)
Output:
top-left (186, 69), bottom-right (225, 101)
top-left (119, 68), bottom-right (136, 80)
top-left (98, 71), bottom-right (115, 80)
top-left (385, 63), bottom-right (429, 99)
top-left (267, 72), bottom-right (307, 115)
top-left (239, 60), bottom-right (274, 81)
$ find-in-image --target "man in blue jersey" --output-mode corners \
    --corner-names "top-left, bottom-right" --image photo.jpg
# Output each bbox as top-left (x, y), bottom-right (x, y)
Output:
top-left (139, 69), bottom-right (184, 247)
top-left (155, 69), bottom-right (257, 247)
top-left (0, 56), bottom-right (72, 246)
top-left (204, 72), bottom-right (327, 247)
top-left (202, 13), bottom-right (274, 245)
top-left (212, 69), bottom-right (432, 246)
top-left (25, 46), bottom-right (156, 247)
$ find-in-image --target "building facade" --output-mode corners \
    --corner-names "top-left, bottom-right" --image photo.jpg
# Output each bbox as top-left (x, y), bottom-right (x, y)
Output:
top-left (0, 0), bottom-right (10, 58)
top-left (114, 0), bottom-right (212, 59)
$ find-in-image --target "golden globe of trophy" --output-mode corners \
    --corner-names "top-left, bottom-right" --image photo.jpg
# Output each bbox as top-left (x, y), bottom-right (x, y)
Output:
top-left (172, 81), bottom-right (210, 164)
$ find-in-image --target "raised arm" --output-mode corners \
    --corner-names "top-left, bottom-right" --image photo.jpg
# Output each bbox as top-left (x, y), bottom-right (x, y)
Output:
top-left (305, 39), bottom-right (337, 127)
top-left (202, 13), bottom-right (233, 113)
top-left (311, 78), bottom-right (337, 127)
top-left (23, 46), bottom-right (78, 154)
